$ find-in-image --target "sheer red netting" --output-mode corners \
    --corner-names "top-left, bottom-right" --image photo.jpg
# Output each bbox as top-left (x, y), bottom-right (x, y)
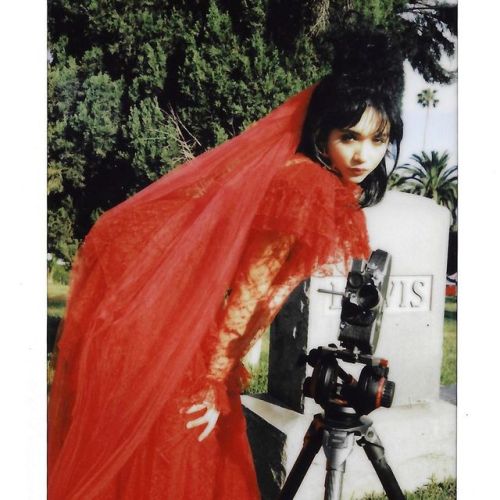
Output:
top-left (48, 85), bottom-right (370, 499)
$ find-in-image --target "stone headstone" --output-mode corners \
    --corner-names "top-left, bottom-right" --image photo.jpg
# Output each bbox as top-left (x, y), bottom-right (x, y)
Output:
top-left (268, 280), bottom-right (309, 412)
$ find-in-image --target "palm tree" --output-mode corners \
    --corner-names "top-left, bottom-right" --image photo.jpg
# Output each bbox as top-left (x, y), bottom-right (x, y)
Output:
top-left (388, 151), bottom-right (457, 226)
top-left (417, 88), bottom-right (439, 150)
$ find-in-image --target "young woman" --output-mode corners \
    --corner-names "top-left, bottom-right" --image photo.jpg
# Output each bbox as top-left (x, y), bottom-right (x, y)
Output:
top-left (48, 35), bottom-right (404, 499)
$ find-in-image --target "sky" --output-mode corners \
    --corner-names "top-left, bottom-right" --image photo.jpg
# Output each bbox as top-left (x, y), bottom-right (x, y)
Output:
top-left (399, 60), bottom-right (458, 168)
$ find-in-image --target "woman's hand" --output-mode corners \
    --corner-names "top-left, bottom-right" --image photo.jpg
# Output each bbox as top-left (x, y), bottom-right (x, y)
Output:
top-left (182, 387), bottom-right (221, 442)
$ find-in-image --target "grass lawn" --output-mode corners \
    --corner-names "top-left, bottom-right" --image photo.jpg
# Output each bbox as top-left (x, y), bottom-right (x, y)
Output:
top-left (361, 477), bottom-right (456, 499)
top-left (243, 329), bottom-right (270, 394)
top-left (47, 281), bottom-right (69, 317)
top-left (441, 296), bottom-right (457, 386)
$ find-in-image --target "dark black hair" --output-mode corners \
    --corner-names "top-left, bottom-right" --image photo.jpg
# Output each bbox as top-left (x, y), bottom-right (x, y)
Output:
top-left (297, 32), bottom-right (404, 207)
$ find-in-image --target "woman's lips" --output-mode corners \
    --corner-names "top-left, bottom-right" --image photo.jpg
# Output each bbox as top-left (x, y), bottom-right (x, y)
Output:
top-left (349, 167), bottom-right (366, 176)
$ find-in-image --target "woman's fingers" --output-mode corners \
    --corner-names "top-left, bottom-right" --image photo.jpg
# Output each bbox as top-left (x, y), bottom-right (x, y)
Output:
top-left (184, 405), bottom-right (221, 441)
top-left (181, 388), bottom-right (221, 441)
top-left (184, 403), bottom-right (206, 414)
top-left (197, 409), bottom-right (220, 442)
top-left (186, 413), bottom-right (208, 429)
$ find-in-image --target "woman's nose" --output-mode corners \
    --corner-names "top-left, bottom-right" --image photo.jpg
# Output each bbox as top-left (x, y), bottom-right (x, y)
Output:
top-left (352, 141), bottom-right (368, 163)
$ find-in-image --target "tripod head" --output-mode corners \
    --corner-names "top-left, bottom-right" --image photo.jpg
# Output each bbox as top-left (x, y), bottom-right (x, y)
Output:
top-left (303, 345), bottom-right (395, 416)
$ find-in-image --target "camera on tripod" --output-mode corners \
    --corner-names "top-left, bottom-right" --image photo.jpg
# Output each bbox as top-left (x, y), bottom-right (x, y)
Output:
top-left (303, 250), bottom-right (395, 415)
top-left (279, 250), bottom-right (405, 500)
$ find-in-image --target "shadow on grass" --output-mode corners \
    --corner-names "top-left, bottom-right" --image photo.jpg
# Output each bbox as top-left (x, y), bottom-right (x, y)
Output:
top-left (444, 296), bottom-right (457, 320)
top-left (47, 316), bottom-right (61, 354)
top-left (47, 286), bottom-right (67, 355)
top-left (49, 295), bottom-right (67, 310)
top-left (444, 309), bottom-right (456, 320)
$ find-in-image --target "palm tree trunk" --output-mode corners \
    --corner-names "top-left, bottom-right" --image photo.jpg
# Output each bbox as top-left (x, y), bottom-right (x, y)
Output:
top-left (423, 106), bottom-right (430, 150)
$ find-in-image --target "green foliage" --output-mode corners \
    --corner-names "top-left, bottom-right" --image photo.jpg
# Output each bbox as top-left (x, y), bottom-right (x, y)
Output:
top-left (48, 0), bottom-right (457, 262)
top-left (307, 0), bottom-right (457, 84)
top-left (71, 73), bottom-right (124, 159)
top-left (51, 263), bottom-right (70, 285)
top-left (47, 198), bottom-right (79, 263)
top-left (418, 88), bottom-right (439, 108)
top-left (174, 0), bottom-right (324, 148)
top-left (388, 151), bottom-right (458, 225)
top-left (350, 0), bottom-right (405, 27)
top-left (123, 97), bottom-right (175, 182)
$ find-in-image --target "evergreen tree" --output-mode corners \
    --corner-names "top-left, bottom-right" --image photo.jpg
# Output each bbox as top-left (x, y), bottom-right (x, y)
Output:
top-left (48, 0), bottom-right (457, 262)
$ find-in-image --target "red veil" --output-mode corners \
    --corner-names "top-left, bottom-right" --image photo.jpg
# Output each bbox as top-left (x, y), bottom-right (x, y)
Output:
top-left (48, 85), bottom-right (369, 499)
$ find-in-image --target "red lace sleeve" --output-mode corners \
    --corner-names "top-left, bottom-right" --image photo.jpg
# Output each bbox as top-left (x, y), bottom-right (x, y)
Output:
top-left (201, 231), bottom-right (296, 414)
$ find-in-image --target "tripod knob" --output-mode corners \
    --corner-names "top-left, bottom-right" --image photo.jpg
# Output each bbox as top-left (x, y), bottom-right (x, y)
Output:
top-left (381, 380), bottom-right (395, 408)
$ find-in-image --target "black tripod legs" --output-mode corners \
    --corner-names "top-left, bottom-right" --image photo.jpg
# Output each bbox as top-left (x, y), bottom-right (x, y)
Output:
top-left (358, 426), bottom-right (406, 500)
top-left (278, 414), bottom-right (358, 500)
top-left (278, 416), bottom-right (324, 500)
top-left (278, 413), bottom-right (406, 500)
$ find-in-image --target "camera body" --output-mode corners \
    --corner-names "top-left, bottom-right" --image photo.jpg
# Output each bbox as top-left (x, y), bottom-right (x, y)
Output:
top-left (338, 249), bottom-right (391, 354)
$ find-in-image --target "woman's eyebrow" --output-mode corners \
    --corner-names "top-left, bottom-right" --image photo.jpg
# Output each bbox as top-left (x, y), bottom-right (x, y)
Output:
top-left (340, 128), bottom-right (388, 138)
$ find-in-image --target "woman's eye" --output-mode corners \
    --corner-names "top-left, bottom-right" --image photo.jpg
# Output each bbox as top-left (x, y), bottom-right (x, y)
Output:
top-left (374, 136), bottom-right (388, 144)
top-left (340, 133), bottom-right (355, 142)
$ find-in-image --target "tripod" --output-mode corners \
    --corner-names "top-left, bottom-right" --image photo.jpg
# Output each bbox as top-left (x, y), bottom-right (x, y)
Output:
top-left (278, 405), bottom-right (405, 500)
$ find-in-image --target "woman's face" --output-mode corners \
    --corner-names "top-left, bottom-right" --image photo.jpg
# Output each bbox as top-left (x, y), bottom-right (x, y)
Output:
top-left (326, 107), bottom-right (390, 184)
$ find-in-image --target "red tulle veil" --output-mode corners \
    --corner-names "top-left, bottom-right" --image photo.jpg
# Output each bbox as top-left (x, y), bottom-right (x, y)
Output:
top-left (48, 86), bottom-right (322, 498)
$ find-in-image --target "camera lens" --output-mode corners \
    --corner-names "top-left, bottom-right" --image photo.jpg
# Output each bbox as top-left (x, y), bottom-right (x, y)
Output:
top-left (348, 271), bottom-right (364, 289)
top-left (357, 284), bottom-right (380, 309)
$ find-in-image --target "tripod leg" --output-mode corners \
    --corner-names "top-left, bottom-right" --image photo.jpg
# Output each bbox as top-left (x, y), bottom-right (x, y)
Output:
top-left (278, 415), bottom-right (324, 500)
top-left (358, 426), bottom-right (406, 500)
top-left (323, 429), bottom-right (355, 500)
top-left (324, 469), bottom-right (344, 500)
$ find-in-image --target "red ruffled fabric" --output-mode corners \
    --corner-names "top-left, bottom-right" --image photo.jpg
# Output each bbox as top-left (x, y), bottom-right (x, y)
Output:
top-left (253, 154), bottom-right (368, 272)
top-left (48, 86), bottom-right (369, 500)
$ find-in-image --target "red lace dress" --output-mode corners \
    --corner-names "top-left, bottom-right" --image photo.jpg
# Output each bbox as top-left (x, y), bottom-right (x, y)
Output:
top-left (48, 88), bottom-right (369, 500)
